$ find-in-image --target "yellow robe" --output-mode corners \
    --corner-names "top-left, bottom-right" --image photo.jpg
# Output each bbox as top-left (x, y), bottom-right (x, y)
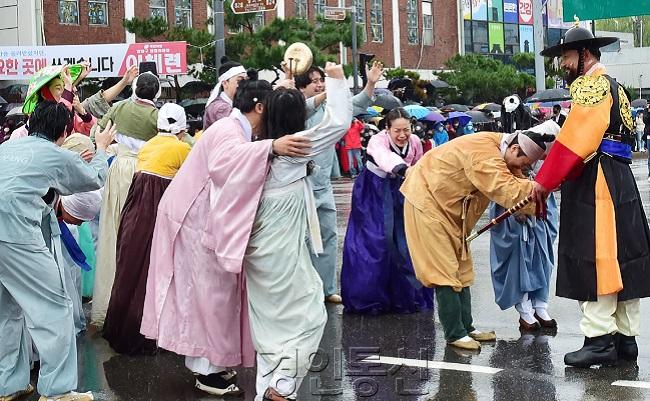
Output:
top-left (400, 132), bottom-right (534, 290)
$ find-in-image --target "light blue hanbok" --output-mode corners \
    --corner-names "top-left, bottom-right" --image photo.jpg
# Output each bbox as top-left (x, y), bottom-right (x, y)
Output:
top-left (489, 192), bottom-right (559, 311)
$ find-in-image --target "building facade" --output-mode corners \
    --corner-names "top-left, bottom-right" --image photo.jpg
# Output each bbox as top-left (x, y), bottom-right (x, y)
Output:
top-left (256, 0), bottom-right (460, 71)
top-left (43, 0), bottom-right (208, 44)
top-left (0, 0), bottom-right (45, 46)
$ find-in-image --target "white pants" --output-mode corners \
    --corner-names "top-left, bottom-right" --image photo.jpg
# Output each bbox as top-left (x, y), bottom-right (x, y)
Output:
top-left (580, 294), bottom-right (640, 337)
top-left (255, 354), bottom-right (304, 401)
top-left (184, 357), bottom-right (225, 376)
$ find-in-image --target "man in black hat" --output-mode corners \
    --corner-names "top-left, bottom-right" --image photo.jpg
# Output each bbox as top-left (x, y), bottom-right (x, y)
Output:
top-left (530, 23), bottom-right (650, 368)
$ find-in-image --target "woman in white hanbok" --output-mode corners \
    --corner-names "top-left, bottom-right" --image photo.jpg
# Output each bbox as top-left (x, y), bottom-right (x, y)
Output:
top-left (243, 63), bottom-right (352, 401)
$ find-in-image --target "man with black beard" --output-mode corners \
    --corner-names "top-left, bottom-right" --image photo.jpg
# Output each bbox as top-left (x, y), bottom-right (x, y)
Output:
top-left (530, 23), bottom-right (650, 368)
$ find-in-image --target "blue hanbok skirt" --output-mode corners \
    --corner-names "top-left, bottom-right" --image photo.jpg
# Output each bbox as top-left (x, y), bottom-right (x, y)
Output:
top-left (341, 168), bottom-right (434, 315)
top-left (489, 193), bottom-right (559, 310)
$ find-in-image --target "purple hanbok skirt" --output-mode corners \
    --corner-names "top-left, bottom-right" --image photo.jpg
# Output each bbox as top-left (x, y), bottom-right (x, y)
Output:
top-left (341, 168), bottom-right (434, 315)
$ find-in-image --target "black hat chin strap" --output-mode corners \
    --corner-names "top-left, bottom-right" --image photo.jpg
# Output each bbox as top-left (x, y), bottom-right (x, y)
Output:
top-left (577, 49), bottom-right (585, 76)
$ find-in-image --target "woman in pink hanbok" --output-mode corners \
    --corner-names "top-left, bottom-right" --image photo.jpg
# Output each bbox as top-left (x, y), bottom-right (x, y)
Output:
top-left (140, 79), bottom-right (310, 397)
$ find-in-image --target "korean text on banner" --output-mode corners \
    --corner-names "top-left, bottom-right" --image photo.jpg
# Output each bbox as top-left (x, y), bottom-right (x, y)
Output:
top-left (0, 42), bottom-right (187, 80)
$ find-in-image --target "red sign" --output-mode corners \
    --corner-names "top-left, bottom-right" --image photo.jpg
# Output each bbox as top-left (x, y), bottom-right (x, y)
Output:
top-left (518, 0), bottom-right (533, 24)
top-left (231, 0), bottom-right (277, 14)
top-left (119, 42), bottom-right (187, 76)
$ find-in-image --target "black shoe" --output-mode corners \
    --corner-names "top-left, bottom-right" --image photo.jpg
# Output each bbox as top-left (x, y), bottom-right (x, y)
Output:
top-left (615, 333), bottom-right (639, 362)
top-left (195, 373), bottom-right (243, 396)
top-left (564, 334), bottom-right (617, 368)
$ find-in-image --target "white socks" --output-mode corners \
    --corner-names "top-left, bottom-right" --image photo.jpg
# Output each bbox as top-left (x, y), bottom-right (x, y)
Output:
top-left (515, 294), bottom-right (536, 324)
top-left (532, 299), bottom-right (551, 321)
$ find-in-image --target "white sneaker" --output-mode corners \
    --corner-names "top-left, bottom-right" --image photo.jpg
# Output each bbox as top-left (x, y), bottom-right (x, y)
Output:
top-left (38, 392), bottom-right (93, 401)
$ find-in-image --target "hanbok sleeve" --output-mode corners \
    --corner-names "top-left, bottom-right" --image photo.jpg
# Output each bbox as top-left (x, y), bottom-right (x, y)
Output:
top-left (464, 154), bottom-right (534, 211)
top-left (52, 149), bottom-right (108, 195)
top-left (292, 77), bottom-right (353, 158)
top-left (73, 112), bottom-right (97, 136)
top-left (367, 133), bottom-right (402, 173)
top-left (535, 75), bottom-right (612, 190)
top-left (201, 125), bottom-right (273, 273)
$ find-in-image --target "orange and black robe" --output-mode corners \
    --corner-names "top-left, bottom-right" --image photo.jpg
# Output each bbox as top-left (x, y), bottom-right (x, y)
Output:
top-left (535, 67), bottom-right (650, 302)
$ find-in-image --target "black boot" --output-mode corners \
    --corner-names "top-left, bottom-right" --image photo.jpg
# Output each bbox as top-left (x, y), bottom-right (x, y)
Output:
top-left (615, 333), bottom-right (639, 362)
top-left (564, 334), bottom-right (617, 368)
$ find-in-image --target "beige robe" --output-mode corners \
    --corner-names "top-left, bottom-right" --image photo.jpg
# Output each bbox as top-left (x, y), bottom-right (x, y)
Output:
top-left (400, 132), bottom-right (534, 290)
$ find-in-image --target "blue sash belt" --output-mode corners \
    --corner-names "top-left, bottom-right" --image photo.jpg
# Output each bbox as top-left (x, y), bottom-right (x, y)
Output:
top-left (599, 139), bottom-right (632, 161)
top-left (59, 221), bottom-right (92, 271)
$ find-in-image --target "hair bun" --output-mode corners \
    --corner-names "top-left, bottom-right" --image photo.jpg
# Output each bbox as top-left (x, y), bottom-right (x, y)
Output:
top-left (220, 56), bottom-right (230, 64)
top-left (247, 68), bottom-right (259, 81)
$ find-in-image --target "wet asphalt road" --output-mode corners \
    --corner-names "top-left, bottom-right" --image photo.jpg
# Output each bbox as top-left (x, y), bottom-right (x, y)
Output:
top-left (26, 157), bottom-right (650, 401)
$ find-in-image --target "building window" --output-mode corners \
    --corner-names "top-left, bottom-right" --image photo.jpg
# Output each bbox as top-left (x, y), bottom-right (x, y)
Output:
top-left (422, 0), bottom-right (433, 46)
top-left (354, 0), bottom-right (366, 42)
top-left (175, 0), bottom-right (192, 28)
top-left (314, 0), bottom-right (325, 16)
top-left (88, 0), bottom-right (108, 25)
top-left (253, 12), bottom-right (265, 32)
top-left (150, 0), bottom-right (167, 21)
top-left (296, 0), bottom-right (308, 18)
top-left (406, 0), bottom-right (418, 44)
top-left (370, 0), bottom-right (383, 43)
top-left (59, 0), bottom-right (79, 24)
top-left (472, 21), bottom-right (489, 53)
top-left (464, 20), bottom-right (472, 53)
top-left (504, 23), bottom-right (519, 54)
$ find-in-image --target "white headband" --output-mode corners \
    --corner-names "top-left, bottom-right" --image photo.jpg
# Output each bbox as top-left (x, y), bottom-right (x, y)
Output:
top-left (206, 65), bottom-right (247, 106)
top-left (501, 132), bottom-right (546, 162)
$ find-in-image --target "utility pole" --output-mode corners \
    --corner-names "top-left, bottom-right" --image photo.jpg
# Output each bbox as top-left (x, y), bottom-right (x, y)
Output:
top-left (532, 0), bottom-right (546, 91)
top-left (214, 0), bottom-right (226, 72)
top-left (351, 5), bottom-right (359, 93)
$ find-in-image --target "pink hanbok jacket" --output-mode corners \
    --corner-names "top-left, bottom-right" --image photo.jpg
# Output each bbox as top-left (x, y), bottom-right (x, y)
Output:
top-left (366, 130), bottom-right (423, 173)
top-left (140, 116), bottom-right (271, 367)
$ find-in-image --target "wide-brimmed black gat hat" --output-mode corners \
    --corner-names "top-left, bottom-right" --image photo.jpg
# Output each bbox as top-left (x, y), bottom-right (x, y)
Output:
top-left (540, 26), bottom-right (618, 57)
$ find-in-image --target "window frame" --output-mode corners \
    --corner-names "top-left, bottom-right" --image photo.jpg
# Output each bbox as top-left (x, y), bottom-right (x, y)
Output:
top-left (353, 0), bottom-right (366, 42)
top-left (58, 0), bottom-right (80, 25)
top-left (88, 0), bottom-right (109, 26)
top-left (174, 0), bottom-right (193, 28)
top-left (149, 0), bottom-right (168, 21)
top-left (369, 0), bottom-right (383, 43)
top-left (295, 0), bottom-right (308, 19)
top-left (406, 0), bottom-right (419, 45)
top-left (314, 0), bottom-right (326, 17)
top-left (422, 0), bottom-right (433, 46)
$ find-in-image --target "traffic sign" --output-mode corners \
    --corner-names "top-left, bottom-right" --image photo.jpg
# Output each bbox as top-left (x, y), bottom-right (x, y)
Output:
top-left (231, 0), bottom-right (277, 14)
top-left (324, 7), bottom-right (347, 20)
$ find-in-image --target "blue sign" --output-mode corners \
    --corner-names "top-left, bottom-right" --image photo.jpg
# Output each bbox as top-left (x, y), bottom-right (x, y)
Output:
top-left (519, 25), bottom-right (534, 53)
top-left (503, 0), bottom-right (518, 23)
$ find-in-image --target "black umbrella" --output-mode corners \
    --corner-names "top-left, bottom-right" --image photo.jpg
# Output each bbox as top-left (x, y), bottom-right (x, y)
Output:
top-left (466, 110), bottom-right (494, 123)
top-left (182, 81), bottom-right (213, 94)
top-left (441, 104), bottom-right (470, 112)
top-left (525, 88), bottom-right (571, 103)
top-left (179, 98), bottom-right (208, 118)
top-left (429, 79), bottom-right (450, 89)
top-left (631, 98), bottom-right (648, 108)
top-left (372, 94), bottom-right (403, 110)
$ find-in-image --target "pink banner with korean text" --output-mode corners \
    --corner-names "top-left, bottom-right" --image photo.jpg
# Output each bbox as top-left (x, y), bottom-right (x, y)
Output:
top-left (0, 41), bottom-right (187, 80)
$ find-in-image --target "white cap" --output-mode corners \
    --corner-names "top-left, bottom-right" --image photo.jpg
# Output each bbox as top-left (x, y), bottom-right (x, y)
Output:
top-left (61, 190), bottom-right (103, 222)
top-left (157, 103), bottom-right (187, 135)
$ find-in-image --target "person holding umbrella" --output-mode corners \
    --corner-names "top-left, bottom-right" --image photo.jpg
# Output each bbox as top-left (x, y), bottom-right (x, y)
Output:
top-left (530, 23), bottom-right (650, 368)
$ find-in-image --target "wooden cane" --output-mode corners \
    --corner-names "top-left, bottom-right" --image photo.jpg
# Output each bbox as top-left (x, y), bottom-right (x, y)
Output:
top-left (465, 151), bottom-right (598, 243)
top-left (465, 194), bottom-right (533, 243)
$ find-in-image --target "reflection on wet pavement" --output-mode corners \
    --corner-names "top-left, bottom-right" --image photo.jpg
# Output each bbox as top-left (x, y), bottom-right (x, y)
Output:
top-left (23, 160), bottom-right (650, 400)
